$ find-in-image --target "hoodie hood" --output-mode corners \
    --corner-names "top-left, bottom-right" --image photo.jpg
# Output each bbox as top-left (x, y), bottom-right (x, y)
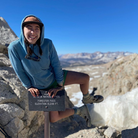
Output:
top-left (19, 15), bottom-right (44, 53)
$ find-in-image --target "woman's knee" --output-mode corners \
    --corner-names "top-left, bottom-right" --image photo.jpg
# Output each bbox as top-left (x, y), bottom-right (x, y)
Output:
top-left (49, 117), bottom-right (58, 123)
top-left (64, 71), bottom-right (90, 85)
top-left (83, 73), bottom-right (90, 82)
top-left (49, 111), bottom-right (60, 123)
top-left (50, 116), bottom-right (59, 123)
top-left (77, 72), bottom-right (89, 85)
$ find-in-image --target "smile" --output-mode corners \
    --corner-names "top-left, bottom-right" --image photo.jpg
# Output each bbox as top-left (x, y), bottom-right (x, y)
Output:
top-left (29, 35), bottom-right (37, 40)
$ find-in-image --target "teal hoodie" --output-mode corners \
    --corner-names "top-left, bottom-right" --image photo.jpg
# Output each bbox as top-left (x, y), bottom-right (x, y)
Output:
top-left (8, 15), bottom-right (63, 89)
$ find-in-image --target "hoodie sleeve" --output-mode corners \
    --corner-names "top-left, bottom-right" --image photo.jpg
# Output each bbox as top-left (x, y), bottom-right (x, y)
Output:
top-left (49, 41), bottom-right (64, 86)
top-left (8, 43), bottom-right (32, 89)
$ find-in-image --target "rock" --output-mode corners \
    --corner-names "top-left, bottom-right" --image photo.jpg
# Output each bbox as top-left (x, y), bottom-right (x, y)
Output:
top-left (18, 127), bottom-right (30, 138)
top-left (96, 54), bottom-right (138, 98)
top-left (0, 44), bottom-right (8, 55)
top-left (0, 103), bottom-right (24, 126)
top-left (0, 80), bottom-right (19, 104)
top-left (122, 127), bottom-right (138, 138)
top-left (0, 132), bottom-right (5, 138)
top-left (0, 103), bottom-right (24, 118)
top-left (0, 17), bottom-right (18, 45)
top-left (0, 53), bottom-right (11, 66)
top-left (104, 127), bottom-right (117, 138)
top-left (4, 118), bottom-right (24, 137)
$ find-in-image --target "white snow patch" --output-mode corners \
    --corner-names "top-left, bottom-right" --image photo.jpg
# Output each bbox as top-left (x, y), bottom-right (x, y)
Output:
top-left (102, 72), bottom-right (108, 77)
top-left (87, 88), bottom-right (138, 131)
top-left (65, 86), bottom-right (72, 90)
top-left (91, 72), bottom-right (98, 75)
top-left (94, 75), bottom-right (100, 78)
top-left (90, 78), bottom-right (93, 81)
top-left (70, 92), bottom-right (83, 107)
top-left (92, 67), bottom-right (99, 69)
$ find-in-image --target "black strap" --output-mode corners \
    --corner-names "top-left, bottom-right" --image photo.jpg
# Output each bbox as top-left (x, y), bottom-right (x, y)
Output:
top-left (0, 125), bottom-right (11, 138)
top-left (91, 87), bottom-right (98, 95)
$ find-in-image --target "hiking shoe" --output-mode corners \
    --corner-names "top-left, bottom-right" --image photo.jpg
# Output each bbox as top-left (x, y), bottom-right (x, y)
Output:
top-left (82, 94), bottom-right (104, 104)
top-left (74, 105), bottom-right (91, 127)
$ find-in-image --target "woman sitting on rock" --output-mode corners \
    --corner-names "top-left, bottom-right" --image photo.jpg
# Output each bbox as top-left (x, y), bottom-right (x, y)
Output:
top-left (8, 15), bottom-right (103, 126)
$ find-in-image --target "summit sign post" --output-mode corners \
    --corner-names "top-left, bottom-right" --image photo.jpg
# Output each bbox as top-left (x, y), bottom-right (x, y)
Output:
top-left (28, 89), bottom-right (65, 138)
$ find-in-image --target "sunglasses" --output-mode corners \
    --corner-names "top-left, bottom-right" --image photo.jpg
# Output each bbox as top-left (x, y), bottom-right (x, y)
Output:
top-left (25, 50), bottom-right (41, 61)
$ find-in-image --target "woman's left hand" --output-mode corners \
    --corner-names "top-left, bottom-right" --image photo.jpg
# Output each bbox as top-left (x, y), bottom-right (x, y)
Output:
top-left (48, 86), bottom-right (63, 98)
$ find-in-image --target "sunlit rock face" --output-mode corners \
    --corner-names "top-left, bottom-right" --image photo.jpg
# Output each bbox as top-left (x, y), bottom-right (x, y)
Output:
top-left (87, 88), bottom-right (138, 131)
top-left (0, 17), bottom-right (18, 45)
top-left (96, 54), bottom-right (138, 98)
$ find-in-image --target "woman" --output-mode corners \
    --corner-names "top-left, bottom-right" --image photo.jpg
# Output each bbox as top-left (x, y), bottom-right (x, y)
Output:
top-left (8, 15), bottom-right (103, 126)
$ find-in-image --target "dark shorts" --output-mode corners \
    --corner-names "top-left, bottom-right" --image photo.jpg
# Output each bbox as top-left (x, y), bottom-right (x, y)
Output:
top-left (45, 70), bottom-right (68, 90)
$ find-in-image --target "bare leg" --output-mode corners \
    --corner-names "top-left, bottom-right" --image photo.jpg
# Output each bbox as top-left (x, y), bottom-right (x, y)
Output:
top-left (49, 109), bottom-right (74, 123)
top-left (49, 106), bottom-right (91, 127)
top-left (49, 71), bottom-right (89, 123)
top-left (64, 71), bottom-right (90, 95)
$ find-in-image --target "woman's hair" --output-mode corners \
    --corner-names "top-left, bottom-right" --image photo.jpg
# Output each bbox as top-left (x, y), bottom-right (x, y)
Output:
top-left (24, 37), bottom-right (42, 56)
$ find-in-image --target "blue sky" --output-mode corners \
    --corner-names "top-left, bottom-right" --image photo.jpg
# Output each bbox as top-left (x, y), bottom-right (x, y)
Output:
top-left (1, 0), bottom-right (138, 54)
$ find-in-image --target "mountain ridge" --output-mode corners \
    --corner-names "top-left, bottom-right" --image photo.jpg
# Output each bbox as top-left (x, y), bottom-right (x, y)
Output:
top-left (59, 51), bottom-right (133, 67)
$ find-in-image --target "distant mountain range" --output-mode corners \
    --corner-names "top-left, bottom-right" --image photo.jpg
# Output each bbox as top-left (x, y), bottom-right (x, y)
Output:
top-left (59, 52), bottom-right (133, 67)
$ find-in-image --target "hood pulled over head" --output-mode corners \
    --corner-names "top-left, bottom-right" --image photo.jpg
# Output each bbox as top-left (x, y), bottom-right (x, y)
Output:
top-left (19, 15), bottom-right (44, 54)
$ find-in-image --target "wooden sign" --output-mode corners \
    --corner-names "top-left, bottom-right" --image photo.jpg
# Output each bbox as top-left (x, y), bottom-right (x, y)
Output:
top-left (28, 89), bottom-right (65, 111)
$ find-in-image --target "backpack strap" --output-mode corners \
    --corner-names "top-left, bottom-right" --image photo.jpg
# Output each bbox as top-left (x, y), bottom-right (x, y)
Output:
top-left (0, 124), bottom-right (11, 138)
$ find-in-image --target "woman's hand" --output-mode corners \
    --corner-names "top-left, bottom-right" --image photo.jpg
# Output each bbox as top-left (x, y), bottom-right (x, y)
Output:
top-left (48, 86), bottom-right (63, 98)
top-left (28, 87), bottom-right (40, 97)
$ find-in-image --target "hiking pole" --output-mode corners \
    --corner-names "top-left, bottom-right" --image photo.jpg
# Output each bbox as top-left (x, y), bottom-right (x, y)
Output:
top-left (44, 112), bottom-right (50, 138)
